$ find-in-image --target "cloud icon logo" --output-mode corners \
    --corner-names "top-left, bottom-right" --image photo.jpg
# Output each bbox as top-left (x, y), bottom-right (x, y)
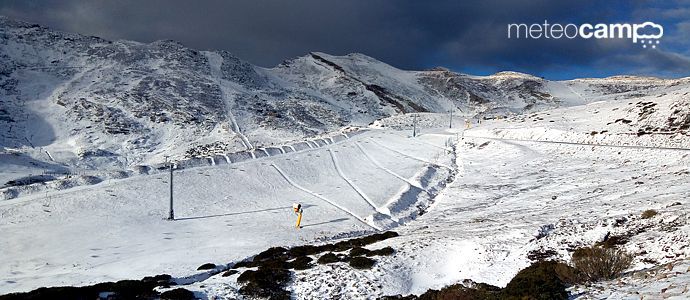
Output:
top-left (633, 21), bottom-right (663, 44)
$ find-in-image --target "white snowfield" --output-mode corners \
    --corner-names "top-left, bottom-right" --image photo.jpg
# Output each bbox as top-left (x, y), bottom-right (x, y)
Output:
top-left (0, 129), bottom-right (454, 294)
top-left (179, 126), bottom-right (689, 299)
top-left (372, 133), bottom-right (689, 297)
top-left (1, 16), bottom-right (689, 299)
top-left (1, 114), bottom-right (689, 299)
top-left (2, 82), bottom-right (689, 298)
top-left (468, 80), bottom-right (690, 150)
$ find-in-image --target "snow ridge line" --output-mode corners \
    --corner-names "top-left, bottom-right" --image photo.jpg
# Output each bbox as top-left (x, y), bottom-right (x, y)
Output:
top-left (354, 142), bottom-right (426, 191)
top-left (369, 139), bottom-right (454, 170)
top-left (270, 164), bottom-right (382, 231)
top-left (327, 149), bottom-right (385, 214)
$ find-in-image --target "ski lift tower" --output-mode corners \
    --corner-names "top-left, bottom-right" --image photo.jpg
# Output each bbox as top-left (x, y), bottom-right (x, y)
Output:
top-left (449, 109), bottom-right (453, 128)
top-left (164, 156), bottom-right (174, 221)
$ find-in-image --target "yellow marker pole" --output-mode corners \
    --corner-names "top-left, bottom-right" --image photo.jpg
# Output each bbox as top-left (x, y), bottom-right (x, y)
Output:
top-left (296, 212), bottom-right (303, 228)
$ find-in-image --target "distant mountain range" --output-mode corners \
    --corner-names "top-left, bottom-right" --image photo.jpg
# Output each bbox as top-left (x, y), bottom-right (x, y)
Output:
top-left (1, 16), bottom-right (687, 169)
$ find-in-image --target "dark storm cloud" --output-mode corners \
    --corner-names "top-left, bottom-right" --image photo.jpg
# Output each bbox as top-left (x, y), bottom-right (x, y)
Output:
top-left (1, 0), bottom-right (688, 79)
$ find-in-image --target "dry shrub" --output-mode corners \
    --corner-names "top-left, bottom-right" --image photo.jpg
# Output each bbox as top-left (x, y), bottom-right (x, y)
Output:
top-left (317, 252), bottom-right (340, 264)
top-left (641, 209), bottom-right (658, 219)
top-left (237, 267), bottom-right (291, 300)
top-left (160, 288), bottom-right (196, 300)
top-left (369, 246), bottom-right (395, 256)
top-left (349, 256), bottom-right (376, 269)
top-left (571, 246), bottom-right (632, 282)
top-left (501, 260), bottom-right (570, 300)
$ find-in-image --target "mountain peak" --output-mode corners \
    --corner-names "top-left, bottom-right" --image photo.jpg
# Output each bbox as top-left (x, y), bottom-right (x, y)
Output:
top-left (2, 15), bottom-right (687, 174)
top-left (490, 71), bottom-right (542, 79)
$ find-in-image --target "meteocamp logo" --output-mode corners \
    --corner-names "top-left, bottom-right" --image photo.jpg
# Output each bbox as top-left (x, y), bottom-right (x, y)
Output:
top-left (507, 21), bottom-right (664, 48)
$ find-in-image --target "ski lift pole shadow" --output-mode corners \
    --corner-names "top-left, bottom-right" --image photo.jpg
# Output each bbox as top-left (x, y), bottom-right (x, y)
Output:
top-left (300, 217), bottom-right (349, 228)
top-left (175, 204), bottom-right (315, 221)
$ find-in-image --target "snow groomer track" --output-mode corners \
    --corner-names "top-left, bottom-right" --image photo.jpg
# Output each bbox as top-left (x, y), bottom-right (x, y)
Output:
top-left (0, 129), bottom-right (455, 294)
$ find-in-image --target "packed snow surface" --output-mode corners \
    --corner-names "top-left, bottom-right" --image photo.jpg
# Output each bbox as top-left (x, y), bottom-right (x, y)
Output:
top-left (176, 124), bottom-right (689, 299)
top-left (0, 129), bottom-right (454, 294)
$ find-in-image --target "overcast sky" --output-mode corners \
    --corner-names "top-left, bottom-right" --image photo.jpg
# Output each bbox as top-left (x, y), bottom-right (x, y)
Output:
top-left (1, 0), bottom-right (688, 79)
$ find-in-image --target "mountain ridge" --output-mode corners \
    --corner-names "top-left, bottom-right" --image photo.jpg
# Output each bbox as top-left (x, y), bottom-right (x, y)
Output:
top-left (1, 15), bottom-right (687, 173)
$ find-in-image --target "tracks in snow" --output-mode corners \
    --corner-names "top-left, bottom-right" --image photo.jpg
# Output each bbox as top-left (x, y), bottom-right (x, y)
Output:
top-left (387, 132), bottom-right (453, 152)
top-left (566, 83), bottom-right (586, 102)
top-left (354, 142), bottom-right (426, 191)
top-left (204, 52), bottom-right (253, 150)
top-left (270, 133), bottom-right (455, 231)
top-left (369, 138), bottom-right (454, 170)
top-left (270, 163), bottom-right (382, 231)
top-left (327, 149), bottom-right (390, 216)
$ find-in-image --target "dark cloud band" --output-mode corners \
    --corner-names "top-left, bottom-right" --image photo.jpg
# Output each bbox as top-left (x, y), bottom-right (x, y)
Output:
top-left (1, 0), bottom-right (687, 79)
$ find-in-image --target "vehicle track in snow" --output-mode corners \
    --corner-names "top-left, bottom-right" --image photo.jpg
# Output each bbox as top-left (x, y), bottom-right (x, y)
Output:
top-left (270, 164), bottom-right (382, 231)
top-left (354, 142), bottom-right (426, 191)
top-left (388, 132), bottom-right (453, 152)
top-left (327, 149), bottom-right (383, 214)
top-left (368, 138), bottom-right (454, 170)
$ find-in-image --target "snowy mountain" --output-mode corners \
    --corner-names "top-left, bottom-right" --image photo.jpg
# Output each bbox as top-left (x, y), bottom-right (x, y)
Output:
top-left (1, 15), bottom-right (689, 192)
top-left (2, 16), bottom-right (690, 299)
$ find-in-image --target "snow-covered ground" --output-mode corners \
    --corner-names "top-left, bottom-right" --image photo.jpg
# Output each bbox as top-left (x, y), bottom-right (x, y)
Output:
top-left (2, 16), bottom-right (689, 299)
top-left (0, 128), bottom-right (454, 294)
top-left (2, 109), bottom-right (689, 299)
top-left (468, 81), bottom-right (690, 149)
top-left (3, 107), bottom-right (690, 299)
top-left (172, 126), bottom-right (688, 299)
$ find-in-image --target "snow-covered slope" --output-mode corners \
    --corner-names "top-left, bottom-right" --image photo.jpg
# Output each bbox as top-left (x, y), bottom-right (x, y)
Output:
top-left (2, 15), bottom-right (690, 299)
top-left (0, 128), bottom-right (454, 294)
top-left (159, 125), bottom-right (690, 299)
top-left (3, 15), bottom-right (687, 189)
top-left (468, 81), bottom-right (690, 148)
